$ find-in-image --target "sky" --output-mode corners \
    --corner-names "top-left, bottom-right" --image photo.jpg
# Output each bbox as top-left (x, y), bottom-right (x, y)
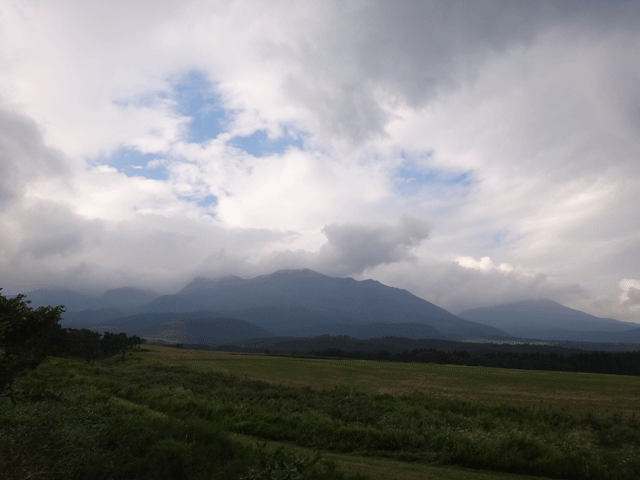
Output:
top-left (0, 1), bottom-right (639, 321)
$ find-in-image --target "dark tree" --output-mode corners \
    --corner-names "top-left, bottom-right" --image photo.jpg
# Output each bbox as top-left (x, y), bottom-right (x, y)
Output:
top-left (0, 289), bottom-right (65, 399)
top-left (67, 328), bottom-right (102, 364)
top-left (101, 331), bottom-right (144, 359)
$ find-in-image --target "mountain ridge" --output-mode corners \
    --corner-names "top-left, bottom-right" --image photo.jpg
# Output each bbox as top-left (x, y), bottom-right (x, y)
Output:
top-left (458, 299), bottom-right (639, 341)
top-left (139, 269), bottom-right (507, 339)
top-left (24, 270), bottom-right (640, 344)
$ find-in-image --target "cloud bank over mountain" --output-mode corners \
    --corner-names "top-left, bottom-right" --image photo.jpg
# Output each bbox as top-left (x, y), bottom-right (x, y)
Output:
top-left (0, 1), bottom-right (639, 322)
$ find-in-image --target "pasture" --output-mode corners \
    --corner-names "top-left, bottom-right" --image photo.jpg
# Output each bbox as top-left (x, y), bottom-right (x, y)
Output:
top-left (147, 346), bottom-right (640, 416)
top-left (3, 345), bottom-right (640, 479)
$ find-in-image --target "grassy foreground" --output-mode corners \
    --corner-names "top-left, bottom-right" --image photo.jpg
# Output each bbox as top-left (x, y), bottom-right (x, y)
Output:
top-left (2, 346), bottom-right (640, 479)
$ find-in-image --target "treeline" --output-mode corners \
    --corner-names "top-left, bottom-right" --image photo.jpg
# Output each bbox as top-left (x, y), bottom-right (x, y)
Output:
top-left (55, 328), bottom-right (145, 364)
top-left (310, 347), bottom-right (640, 376)
top-left (1, 290), bottom-right (145, 400)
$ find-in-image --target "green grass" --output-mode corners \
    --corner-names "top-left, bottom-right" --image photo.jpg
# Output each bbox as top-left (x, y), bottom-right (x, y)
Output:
top-left (147, 346), bottom-right (640, 416)
top-left (3, 347), bottom-right (640, 479)
top-left (0, 356), bottom-right (363, 480)
top-left (228, 432), bottom-right (558, 480)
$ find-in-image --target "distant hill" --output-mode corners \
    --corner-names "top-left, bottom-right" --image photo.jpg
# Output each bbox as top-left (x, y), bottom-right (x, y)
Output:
top-left (281, 322), bottom-right (443, 340)
top-left (213, 335), bottom-right (610, 356)
top-left (63, 308), bottom-right (125, 326)
top-left (24, 287), bottom-right (160, 316)
top-left (458, 300), bottom-right (640, 341)
top-left (86, 311), bottom-right (273, 345)
top-left (137, 319), bottom-right (273, 345)
top-left (139, 269), bottom-right (507, 339)
top-left (23, 288), bottom-right (99, 312)
top-left (22, 275), bottom-right (640, 344)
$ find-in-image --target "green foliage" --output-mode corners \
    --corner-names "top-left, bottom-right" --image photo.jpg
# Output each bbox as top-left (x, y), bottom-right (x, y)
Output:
top-left (241, 443), bottom-right (365, 480)
top-left (66, 328), bottom-right (102, 364)
top-left (0, 288), bottom-right (145, 401)
top-left (100, 331), bottom-right (144, 359)
top-left (102, 362), bottom-right (640, 479)
top-left (0, 357), bottom-right (367, 480)
top-left (0, 289), bottom-right (65, 397)
top-left (4, 346), bottom-right (640, 479)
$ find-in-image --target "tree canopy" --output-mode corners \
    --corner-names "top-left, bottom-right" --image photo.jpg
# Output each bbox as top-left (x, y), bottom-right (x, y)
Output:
top-left (0, 289), bottom-right (65, 396)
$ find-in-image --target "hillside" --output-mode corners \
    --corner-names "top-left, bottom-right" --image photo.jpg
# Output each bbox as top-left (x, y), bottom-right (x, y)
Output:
top-left (140, 269), bottom-right (507, 339)
top-left (25, 287), bottom-right (160, 315)
top-left (87, 311), bottom-right (273, 345)
top-left (458, 299), bottom-right (640, 341)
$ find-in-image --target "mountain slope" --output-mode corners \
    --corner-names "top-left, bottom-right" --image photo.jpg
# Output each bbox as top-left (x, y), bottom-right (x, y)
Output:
top-left (280, 322), bottom-right (444, 340)
top-left (458, 299), bottom-right (640, 341)
top-left (25, 287), bottom-right (160, 315)
top-left (88, 311), bottom-right (273, 344)
top-left (140, 269), bottom-right (507, 339)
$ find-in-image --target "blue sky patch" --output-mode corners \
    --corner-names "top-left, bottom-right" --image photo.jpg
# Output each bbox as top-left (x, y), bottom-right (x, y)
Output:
top-left (104, 148), bottom-right (168, 180)
top-left (198, 195), bottom-right (218, 207)
top-left (394, 163), bottom-right (471, 196)
top-left (173, 71), bottom-right (227, 144)
top-left (489, 232), bottom-right (507, 249)
top-left (231, 129), bottom-right (304, 157)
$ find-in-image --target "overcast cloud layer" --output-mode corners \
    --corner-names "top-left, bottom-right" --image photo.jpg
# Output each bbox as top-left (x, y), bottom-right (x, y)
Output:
top-left (0, 1), bottom-right (639, 321)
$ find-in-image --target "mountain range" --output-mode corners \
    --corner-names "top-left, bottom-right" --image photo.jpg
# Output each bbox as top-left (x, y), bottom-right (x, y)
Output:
top-left (139, 269), bottom-right (506, 338)
top-left (20, 269), bottom-right (640, 345)
top-left (458, 300), bottom-right (640, 343)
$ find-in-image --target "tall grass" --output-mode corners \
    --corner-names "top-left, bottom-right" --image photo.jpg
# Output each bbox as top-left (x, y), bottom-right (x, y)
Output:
top-left (0, 357), bottom-right (365, 480)
top-left (61, 358), bottom-right (640, 480)
top-left (3, 354), bottom-right (640, 479)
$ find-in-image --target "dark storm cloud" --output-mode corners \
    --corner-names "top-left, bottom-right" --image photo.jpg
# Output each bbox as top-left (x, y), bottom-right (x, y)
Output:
top-left (623, 286), bottom-right (640, 310)
top-left (253, 215), bottom-right (431, 277)
top-left (283, 1), bottom-right (640, 143)
top-left (316, 214), bottom-right (430, 275)
top-left (17, 201), bottom-right (101, 259)
top-left (0, 107), bottom-right (69, 206)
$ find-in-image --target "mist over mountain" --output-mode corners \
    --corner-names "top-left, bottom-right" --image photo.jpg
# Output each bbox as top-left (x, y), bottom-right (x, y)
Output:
top-left (458, 300), bottom-right (640, 342)
top-left (24, 287), bottom-right (160, 315)
top-left (25, 270), bottom-right (640, 344)
top-left (83, 311), bottom-right (273, 345)
top-left (139, 269), bottom-right (507, 339)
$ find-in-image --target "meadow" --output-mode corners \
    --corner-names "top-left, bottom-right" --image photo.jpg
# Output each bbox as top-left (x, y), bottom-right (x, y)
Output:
top-left (2, 345), bottom-right (640, 479)
top-left (150, 346), bottom-right (640, 415)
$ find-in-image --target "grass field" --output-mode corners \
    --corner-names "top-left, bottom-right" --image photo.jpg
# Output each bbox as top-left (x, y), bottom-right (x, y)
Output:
top-left (227, 432), bottom-right (556, 480)
top-left (3, 346), bottom-right (640, 479)
top-left (147, 346), bottom-right (640, 416)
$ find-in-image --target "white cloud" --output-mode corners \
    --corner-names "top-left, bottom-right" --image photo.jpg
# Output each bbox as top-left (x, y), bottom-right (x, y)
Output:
top-left (363, 257), bottom-right (586, 316)
top-left (619, 279), bottom-right (640, 313)
top-left (0, 1), bottom-right (639, 323)
top-left (456, 256), bottom-right (513, 273)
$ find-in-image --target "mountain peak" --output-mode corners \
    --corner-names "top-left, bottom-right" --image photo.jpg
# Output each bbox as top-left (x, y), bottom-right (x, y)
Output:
top-left (268, 268), bottom-right (325, 277)
top-left (458, 299), bottom-right (637, 340)
top-left (511, 299), bottom-right (564, 309)
top-left (183, 275), bottom-right (244, 290)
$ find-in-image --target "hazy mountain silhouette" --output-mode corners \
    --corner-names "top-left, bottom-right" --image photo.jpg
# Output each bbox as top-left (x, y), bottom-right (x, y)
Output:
top-left (86, 311), bottom-right (273, 345)
top-left (458, 299), bottom-right (640, 341)
top-left (19, 273), bottom-right (640, 344)
top-left (280, 322), bottom-right (443, 340)
top-left (64, 308), bottom-right (125, 326)
top-left (140, 269), bottom-right (507, 339)
top-left (25, 287), bottom-right (160, 315)
top-left (24, 288), bottom-right (99, 312)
